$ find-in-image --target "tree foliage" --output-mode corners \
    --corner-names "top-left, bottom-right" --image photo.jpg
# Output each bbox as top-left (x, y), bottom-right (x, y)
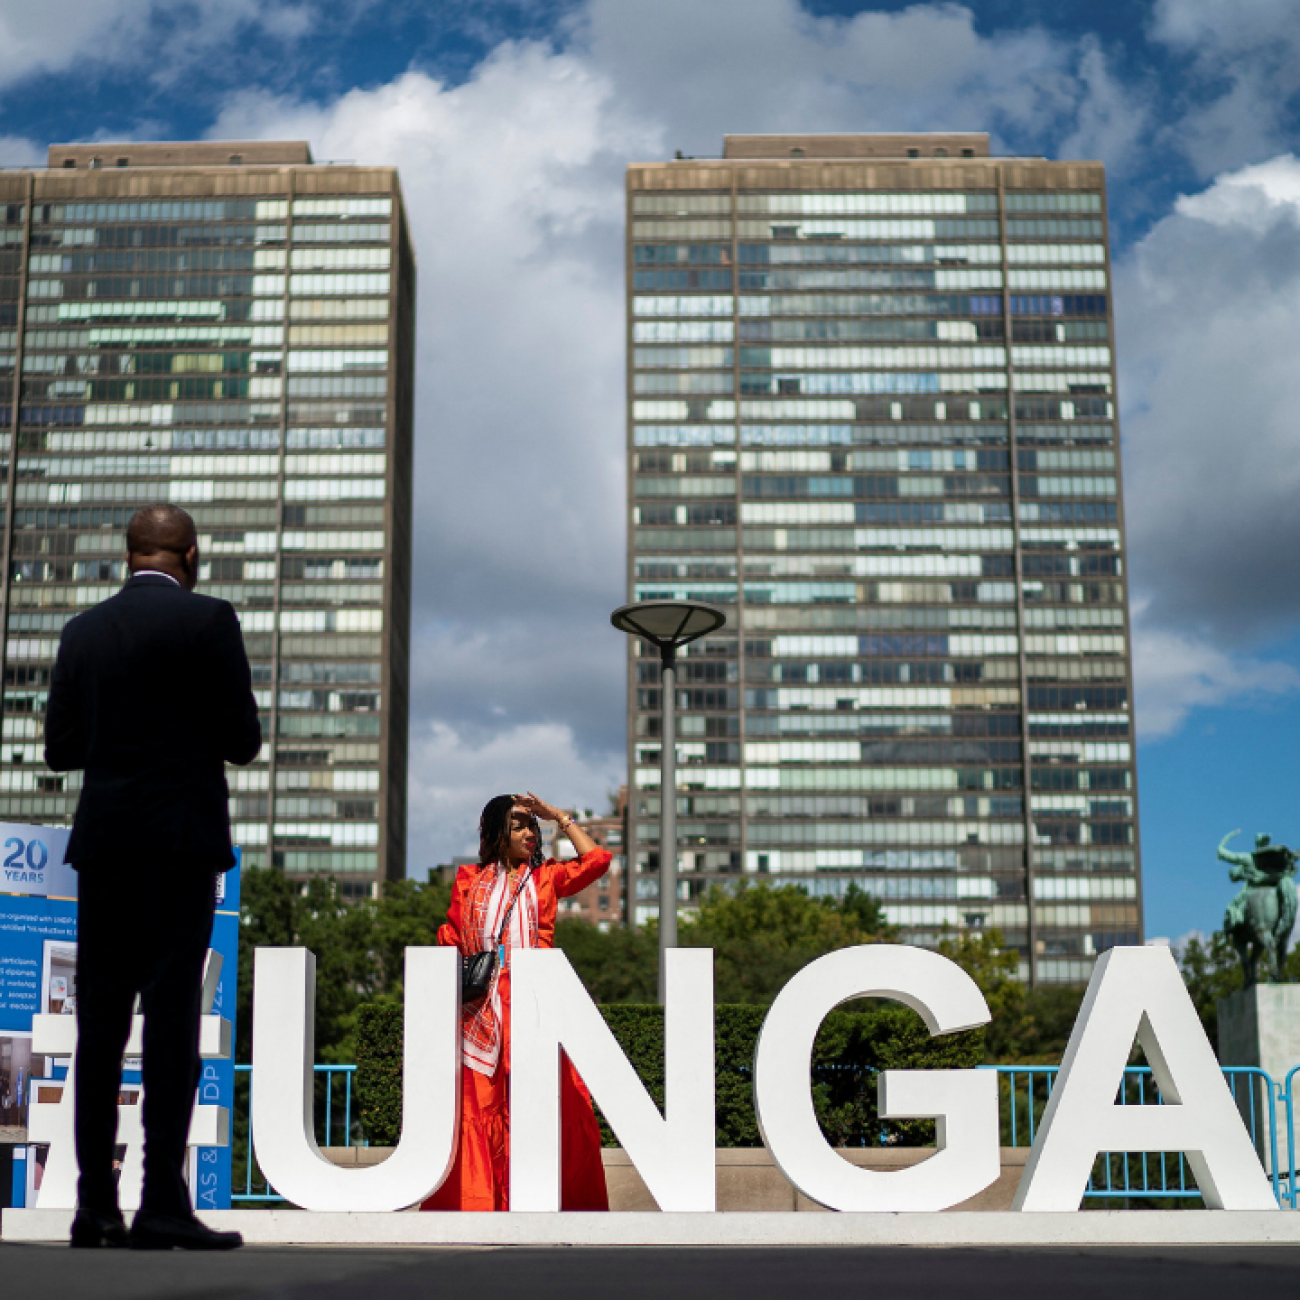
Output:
top-left (681, 881), bottom-right (899, 1004)
top-left (935, 928), bottom-right (1088, 1065)
top-left (1177, 931), bottom-right (1243, 1051)
top-left (1175, 928), bottom-right (1300, 1052)
top-left (553, 917), bottom-right (659, 1003)
top-left (556, 881), bottom-right (899, 1007)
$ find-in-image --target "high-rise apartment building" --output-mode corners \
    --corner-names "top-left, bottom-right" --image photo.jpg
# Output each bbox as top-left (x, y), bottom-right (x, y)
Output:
top-left (0, 141), bottom-right (414, 897)
top-left (625, 133), bottom-right (1140, 982)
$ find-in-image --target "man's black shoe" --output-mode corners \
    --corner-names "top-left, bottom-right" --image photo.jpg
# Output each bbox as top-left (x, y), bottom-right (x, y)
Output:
top-left (70, 1207), bottom-right (130, 1249)
top-left (129, 1211), bottom-right (243, 1251)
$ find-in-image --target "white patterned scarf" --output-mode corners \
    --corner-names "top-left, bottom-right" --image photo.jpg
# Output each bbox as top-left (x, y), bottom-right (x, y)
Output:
top-left (460, 863), bottom-right (539, 1077)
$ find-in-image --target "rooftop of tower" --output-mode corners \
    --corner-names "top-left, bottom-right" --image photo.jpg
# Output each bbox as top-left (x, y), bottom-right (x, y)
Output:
top-left (45, 141), bottom-right (314, 170)
top-left (722, 133), bottom-right (991, 160)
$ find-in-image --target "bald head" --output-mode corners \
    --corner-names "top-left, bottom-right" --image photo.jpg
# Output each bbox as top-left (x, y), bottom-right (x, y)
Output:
top-left (126, 504), bottom-right (200, 590)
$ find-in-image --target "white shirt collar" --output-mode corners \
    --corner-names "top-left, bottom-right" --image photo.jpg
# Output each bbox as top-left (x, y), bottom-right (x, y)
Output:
top-left (132, 570), bottom-right (181, 587)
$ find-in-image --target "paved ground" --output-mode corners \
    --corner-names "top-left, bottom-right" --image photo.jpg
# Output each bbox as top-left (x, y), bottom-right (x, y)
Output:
top-left (2, 1242), bottom-right (1299, 1300)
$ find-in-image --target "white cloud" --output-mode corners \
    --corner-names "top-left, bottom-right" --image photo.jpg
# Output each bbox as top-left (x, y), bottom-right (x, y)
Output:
top-left (407, 609), bottom-right (626, 755)
top-left (408, 720), bottom-right (623, 871)
top-left (0, 135), bottom-right (42, 167)
top-left (577, 0), bottom-right (1150, 171)
top-left (0, 0), bottom-right (147, 83)
top-left (1117, 155), bottom-right (1300, 657)
top-left (1132, 614), bottom-right (1300, 739)
top-left (1054, 37), bottom-right (1154, 173)
top-left (1174, 153), bottom-right (1300, 229)
top-left (0, 0), bottom-right (325, 92)
top-left (1154, 0), bottom-right (1298, 46)
top-left (1116, 154), bottom-right (1300, 737)
top-left (1151, 0), bottom-right (1300, 175)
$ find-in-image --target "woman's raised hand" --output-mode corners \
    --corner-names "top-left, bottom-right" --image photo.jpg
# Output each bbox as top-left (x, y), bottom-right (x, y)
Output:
top-left (514, 791), bottom-right (564, 823)
top-left (515, 791), bottom-right (598, 857)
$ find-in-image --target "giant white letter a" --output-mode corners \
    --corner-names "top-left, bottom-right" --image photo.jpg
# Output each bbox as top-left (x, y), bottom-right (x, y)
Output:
top-left (1014, 946), bottom-right (1277, 1211)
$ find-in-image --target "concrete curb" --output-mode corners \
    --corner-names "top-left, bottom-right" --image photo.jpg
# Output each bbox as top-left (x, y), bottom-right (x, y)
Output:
top-left (6, 1208), bottom-right (1300, 1246)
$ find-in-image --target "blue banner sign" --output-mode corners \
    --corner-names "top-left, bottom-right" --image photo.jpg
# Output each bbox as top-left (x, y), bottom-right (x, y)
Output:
top-left (196, 859), bottom-right (240, 1213)
top-left (0, 826), bottom-right (238, 1211)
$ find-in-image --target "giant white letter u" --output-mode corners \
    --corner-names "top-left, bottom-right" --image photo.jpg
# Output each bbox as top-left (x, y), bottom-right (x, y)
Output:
top-left (250, 946), bottom-right (460, 1212)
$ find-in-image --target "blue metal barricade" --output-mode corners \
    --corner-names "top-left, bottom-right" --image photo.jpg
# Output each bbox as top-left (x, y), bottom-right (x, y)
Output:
top-left (1282, 1065), bottom-right (1300, 1210)
top-left (990, 1063), bottom-right (1293, 1207)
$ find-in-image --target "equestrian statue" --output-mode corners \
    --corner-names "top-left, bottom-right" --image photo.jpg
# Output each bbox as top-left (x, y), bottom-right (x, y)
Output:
top-left (1218, 830), bottom-right (1298, 986)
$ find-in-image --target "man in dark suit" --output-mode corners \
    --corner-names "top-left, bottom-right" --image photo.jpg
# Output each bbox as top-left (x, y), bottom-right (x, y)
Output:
top-left (45, 504), bottom-right (261, 1250)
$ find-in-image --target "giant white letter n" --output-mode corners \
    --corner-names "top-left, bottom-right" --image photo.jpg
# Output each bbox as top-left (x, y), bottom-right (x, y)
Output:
top-left (510, 948), bottom-right (715, 1211)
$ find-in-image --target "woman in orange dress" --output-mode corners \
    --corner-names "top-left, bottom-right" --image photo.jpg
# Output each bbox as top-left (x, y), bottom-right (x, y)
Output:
top-left (422, 791), bottom-right (611, 1212)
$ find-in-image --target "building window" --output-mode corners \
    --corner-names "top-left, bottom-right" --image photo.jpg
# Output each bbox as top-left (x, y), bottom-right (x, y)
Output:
top-left (230, 154), bottom-right (244, 165)
top-left (962, 147), bottom-right (975, 157)
top-left (934, 147), bottom-right (948, 157)
top-left (61, 159), bottom-right (75, 169)
top-left (115, 157), bottom-right (129, 168)
top-left (789, 147), bottom-right (805, 158)
top-left (89, 157), bottom-right (103, 169)
top-left (906, 148), bottom-right (920, 158)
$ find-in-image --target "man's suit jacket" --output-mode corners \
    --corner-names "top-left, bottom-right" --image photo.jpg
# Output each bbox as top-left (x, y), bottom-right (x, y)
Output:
top-left (44, 573), bottom-right (262, 872)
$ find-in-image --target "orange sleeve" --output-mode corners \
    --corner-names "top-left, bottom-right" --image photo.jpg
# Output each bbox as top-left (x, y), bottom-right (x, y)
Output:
top-left (551, 848), bottom-right (613, 899)
top-left (437, 866), bottom-right (474, 953)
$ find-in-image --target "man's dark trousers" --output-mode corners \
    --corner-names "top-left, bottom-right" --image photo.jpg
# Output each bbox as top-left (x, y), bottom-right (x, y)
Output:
top-left (74, 867), bottom-right (217, 1218)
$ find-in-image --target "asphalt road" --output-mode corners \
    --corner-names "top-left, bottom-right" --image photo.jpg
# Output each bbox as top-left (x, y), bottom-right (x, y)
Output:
top-left (2, 1243), bottom-right (1299, 1300)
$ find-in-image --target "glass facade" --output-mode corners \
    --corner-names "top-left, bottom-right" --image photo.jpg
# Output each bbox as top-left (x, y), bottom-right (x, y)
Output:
top-left (0, 151), bottom-right (414, 898)
top-left (625, 138), bottom-right (1141, 983)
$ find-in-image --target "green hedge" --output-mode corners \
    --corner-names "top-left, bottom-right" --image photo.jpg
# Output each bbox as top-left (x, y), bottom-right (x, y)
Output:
top-left (356, 1000), bottom-right (983, 1149)
top-left (355, 1001), bottom-right (404, 1146)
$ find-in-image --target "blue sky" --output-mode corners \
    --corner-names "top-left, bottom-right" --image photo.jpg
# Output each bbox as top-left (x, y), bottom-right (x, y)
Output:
top-left (2, 0), bottom-right (1299, 943)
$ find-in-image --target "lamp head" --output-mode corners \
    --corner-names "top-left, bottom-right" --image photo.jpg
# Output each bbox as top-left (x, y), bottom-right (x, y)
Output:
top-left (610, 600), bottom-right (727, 651)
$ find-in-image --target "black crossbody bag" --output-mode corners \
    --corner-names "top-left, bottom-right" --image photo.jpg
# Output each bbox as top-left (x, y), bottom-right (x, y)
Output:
top-left (461, 865), bottom-right (533, 1004)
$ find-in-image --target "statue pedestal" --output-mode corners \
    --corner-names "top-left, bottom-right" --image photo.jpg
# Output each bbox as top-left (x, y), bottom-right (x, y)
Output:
top-left (1218, 985), bottom-right (1300, 1079)
top-left (1217, 985), bottom-right (1300, 1169)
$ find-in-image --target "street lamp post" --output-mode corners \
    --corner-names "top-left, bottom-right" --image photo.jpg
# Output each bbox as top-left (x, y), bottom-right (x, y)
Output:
top-left (611, 600), bottom-right (727, 1004)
